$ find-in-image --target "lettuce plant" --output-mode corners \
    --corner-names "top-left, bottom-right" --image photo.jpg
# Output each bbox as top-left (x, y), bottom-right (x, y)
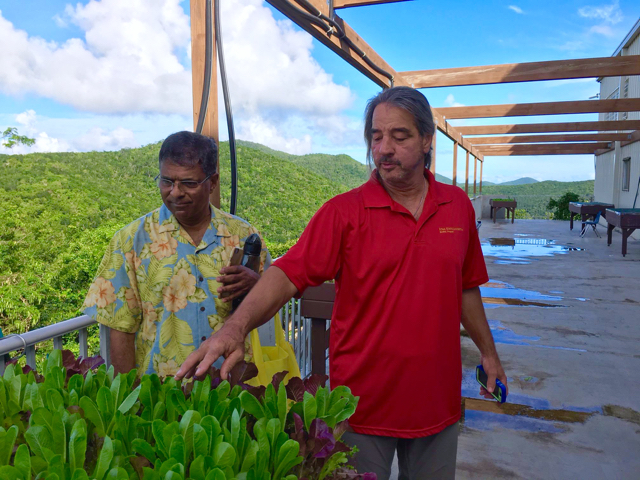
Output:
top-left (0, 350), bottom-right (372, 480)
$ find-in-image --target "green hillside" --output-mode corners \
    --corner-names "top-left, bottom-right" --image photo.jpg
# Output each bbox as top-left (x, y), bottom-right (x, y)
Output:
top-left (237, 140), bottom-right (369, 189)
top-left (238, 140), bottom-right (456, 188)
top-left (0, 142), bottom-right (346, 342)
top-left (481, 180), bottom-right (594, 217)
top-left (0, 140), bottom-right (596, 351)
top-left (498, 177), bottom-right (539, 186)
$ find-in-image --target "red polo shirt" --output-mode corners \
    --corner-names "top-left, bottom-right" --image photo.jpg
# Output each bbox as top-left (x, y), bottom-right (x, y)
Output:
top-left (273, 169), bottom-right (488, 438)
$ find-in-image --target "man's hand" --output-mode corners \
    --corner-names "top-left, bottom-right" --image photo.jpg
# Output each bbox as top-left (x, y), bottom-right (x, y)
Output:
top-left (216, 266), bottom-right (260, 302)
top-left (479, 353), bottom-right (509, 400)
top-left (175, 321), bottom-right (246, 381)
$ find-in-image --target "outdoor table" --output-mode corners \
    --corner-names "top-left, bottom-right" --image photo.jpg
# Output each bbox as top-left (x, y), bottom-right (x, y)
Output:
top-left (569, 202), bottom-right (614, 231)
top-left (605, 208), bottom-right (640, 257)
top-left (490, 199), bottom-right (517, 224)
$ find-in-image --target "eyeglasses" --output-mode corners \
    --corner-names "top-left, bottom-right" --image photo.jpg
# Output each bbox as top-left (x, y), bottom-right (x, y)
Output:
top-left (155, 174), bottom-right (212, 190)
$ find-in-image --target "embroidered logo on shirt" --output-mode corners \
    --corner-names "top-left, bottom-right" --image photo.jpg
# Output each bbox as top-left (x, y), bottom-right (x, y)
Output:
top-left (439, 227), bottom-right (463, 233)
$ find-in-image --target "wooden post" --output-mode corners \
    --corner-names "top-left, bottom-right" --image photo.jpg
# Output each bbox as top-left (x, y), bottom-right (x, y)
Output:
top-left (452, 141), bottom-right (458, 186)
top-left (429, 131), bottom-right (437, 174)
top-left (473, 156), bottom-right (477, 195)
top-left (479, 160), bottom-right (484, 193)
top-left (464, 150), bottom-right (469, 193)
top-left (191, 0), bottom-right (220, 207)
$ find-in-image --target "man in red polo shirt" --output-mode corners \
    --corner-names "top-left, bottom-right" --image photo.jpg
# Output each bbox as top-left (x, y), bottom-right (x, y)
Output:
top-left (177, 87), bottom-right (508, 479)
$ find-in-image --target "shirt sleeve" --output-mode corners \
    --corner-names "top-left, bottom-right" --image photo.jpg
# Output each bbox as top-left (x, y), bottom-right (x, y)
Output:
top-left (273, 202), bottom-right (344, 295)
top-left (83, 228), bottom-right (142, 333)
top-left (461, 198), bottom-right (489, 290)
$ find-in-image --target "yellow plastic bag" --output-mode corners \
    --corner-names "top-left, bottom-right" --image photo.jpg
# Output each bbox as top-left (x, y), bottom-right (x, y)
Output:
top-left (246, 312), bottom-right (301, 387)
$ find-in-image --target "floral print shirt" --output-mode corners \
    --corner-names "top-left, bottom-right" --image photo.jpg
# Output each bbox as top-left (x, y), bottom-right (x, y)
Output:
top-left (83, 204), bottom-right (269, 377)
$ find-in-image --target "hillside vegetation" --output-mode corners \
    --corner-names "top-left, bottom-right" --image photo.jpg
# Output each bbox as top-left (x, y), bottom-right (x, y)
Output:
top-left (0, 142), bottom-right (345, 343)
top-left (0, 140), bottom-right (594, 351)
top-left (481, 180), bottom-right (594, 218)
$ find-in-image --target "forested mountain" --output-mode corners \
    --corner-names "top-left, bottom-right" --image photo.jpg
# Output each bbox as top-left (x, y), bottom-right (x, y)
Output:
top-left (0, 140), bottom-right (594, 349)
top-left (498, 177), bottom-right (539, 186)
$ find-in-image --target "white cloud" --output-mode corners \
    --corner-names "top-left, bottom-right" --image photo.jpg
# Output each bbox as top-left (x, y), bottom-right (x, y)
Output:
top-left (0, 0), bottom-right (357, 156)
top-left (218, 0), bottom-right (353, 116)
top-left (508, 5), bottom-right (524, 14)
top-left (589, 24), bottom-right (616, 37)
top-left (578, 1), bottom-right (623, 24)
top-left (73, 127), bottom-right (137, 151)
top-left (0, 0), bottom-right (192, 115)
top-left (236, 115), bottom-right (312, 155)
top-left (444, 94), bottom-right (464, 107)
top-left (0, 0), bottom-right (353, 117)
top-left (1, 110), bottom-right (137, 154)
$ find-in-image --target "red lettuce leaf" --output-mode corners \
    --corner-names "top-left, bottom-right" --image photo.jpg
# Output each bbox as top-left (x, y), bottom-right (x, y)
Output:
top-left (303, 374), bottom-right (328, 396)
top-left (286, 377), bottom-right (306, 402)
top-left (271, 371), bottom-right (288, 392)
top-left (309, 418), bottom-right (336, 458)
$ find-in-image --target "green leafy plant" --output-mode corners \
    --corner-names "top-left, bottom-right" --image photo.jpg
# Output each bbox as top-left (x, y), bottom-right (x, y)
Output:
top-left (1, 128), bottom-right (35, 149)
top-left (546, 192), bottom-right (581, 220)
top-left (0, 350), bottom-right (371, 479)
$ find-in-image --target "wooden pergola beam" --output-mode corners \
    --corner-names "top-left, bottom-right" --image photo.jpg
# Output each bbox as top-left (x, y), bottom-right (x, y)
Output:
top-left (266, 0), bottom-right (408, 89)
top-left (469, 133), bottom-right (632, 145)
top-left (191, 0), bottom-right (219, 207)
top-left (334, 0), bottom-right (410, 8)
top-left (431, 110), bottom-right (484, 160)
top-left (266, 0), bottom-right (484, 163)
top-left (457, 120), bottom-right (640, 135)
top-left (401, 55), bottom-right (640, 88)
top-left (595, 129), bottom-right (640, 155)
top-left (477, 143), bottom-right (610, 156)
top-left (439, 98), bottom-right (640, 119)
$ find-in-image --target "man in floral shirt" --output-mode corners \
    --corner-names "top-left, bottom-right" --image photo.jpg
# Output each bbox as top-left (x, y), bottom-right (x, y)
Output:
top-left (83, 131), bottom-right (269, 377)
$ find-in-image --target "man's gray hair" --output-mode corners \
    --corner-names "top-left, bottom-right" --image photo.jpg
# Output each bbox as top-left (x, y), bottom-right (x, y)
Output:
top-left (363, 87), bottom-right (435, 170)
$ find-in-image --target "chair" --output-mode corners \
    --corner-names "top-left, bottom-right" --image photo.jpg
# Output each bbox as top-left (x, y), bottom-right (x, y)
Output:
top-left (580, 211), bottom-right (602, 238)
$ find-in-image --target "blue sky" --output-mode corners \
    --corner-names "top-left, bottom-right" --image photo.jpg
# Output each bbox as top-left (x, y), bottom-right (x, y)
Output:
top-left (1, 0), bottom-right (638, 182)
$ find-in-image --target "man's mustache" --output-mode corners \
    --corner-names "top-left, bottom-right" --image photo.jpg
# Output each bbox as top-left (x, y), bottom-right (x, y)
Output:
top-left (377, 156), bottom-right (400, 165)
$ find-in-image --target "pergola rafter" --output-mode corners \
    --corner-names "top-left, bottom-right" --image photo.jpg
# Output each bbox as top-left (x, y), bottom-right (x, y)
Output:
top-left (469, 133), bottom-right (632, 145)
top-left (439, 98), bottom-right (640, 119)
top-left (400, 55), bottom-right (640, 88)
top-left (333, 0), bottom-right (410, 8)
top-left (189, 0), bottom-right (638, 200)
top-left (477, 143), bottom-right (611, 156)
top-left (457, 120), bottom-right (640, 135)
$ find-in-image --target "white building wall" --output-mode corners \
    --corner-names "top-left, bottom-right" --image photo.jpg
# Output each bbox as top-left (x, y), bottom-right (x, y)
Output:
top-left (598, 76), bottom-right (621, 122)
top-left (596, 25), bottom-right (640, 240)
top-left (619, 141), bottom-right (640, 207)
top-left (594, 150), bottom-right (615, 204)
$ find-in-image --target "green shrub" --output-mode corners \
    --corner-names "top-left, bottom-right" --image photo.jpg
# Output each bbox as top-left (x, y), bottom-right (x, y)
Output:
top-left (546, 192), bottom-right (581, 220)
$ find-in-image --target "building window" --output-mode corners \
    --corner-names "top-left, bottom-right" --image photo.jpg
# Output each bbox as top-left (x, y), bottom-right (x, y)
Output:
top-left (605, 88), bottom-right (619, 122)
top-left (622, 157), bottom-right (631, 192)
top-left (622, 78), bottom-right (629, 120)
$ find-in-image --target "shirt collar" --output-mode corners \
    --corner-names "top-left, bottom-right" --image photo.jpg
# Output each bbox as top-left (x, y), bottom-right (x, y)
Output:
top-left (362, 168), bottom-right (454, 208)
top-left (158, 203), bottom-right (232, 241)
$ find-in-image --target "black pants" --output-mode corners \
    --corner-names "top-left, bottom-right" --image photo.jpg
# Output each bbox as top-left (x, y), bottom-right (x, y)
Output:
top-left (342, 422), bottom-right (459, 480)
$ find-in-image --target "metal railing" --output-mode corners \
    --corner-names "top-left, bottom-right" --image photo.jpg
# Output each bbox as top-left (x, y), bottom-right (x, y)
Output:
top-left (281, 299), bottom-right (312, 378)
top-left (0, 316), bottom-right (111, 374)
top-left (0, 299), bottom-right (313, 377)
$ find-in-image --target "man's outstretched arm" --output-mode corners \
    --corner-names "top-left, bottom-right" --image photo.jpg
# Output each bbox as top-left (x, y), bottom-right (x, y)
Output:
top-left (460, 286), bottom-right (509, 399)
top-left (175, 266), bottom-right (298, 381)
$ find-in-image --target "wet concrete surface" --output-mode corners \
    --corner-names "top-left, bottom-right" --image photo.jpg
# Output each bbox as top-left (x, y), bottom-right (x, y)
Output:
top-left (456, 220), bottom-right (640, 479)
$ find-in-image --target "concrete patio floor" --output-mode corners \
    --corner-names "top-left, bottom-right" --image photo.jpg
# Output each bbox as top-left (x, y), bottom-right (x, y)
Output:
top-left (455, 219), bottom-right (640, 479)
